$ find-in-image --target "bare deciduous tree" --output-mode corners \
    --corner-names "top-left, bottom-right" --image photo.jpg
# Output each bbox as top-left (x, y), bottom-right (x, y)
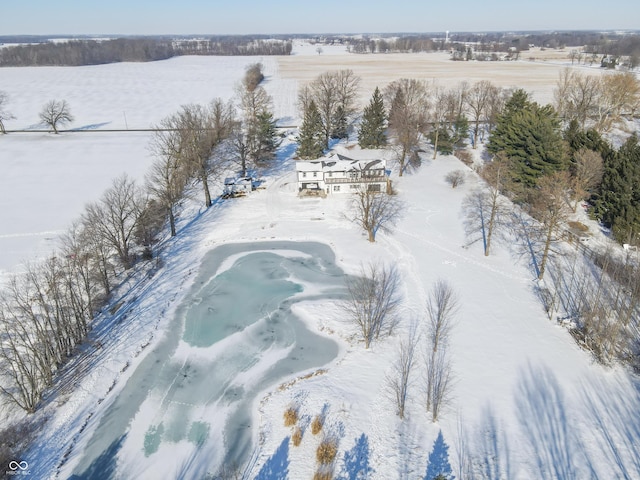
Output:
top-left (236, 79), bottom-right (274, 171)
top-left (243, 62), bottom-right (264, 91)
top-left (385, 79), bottom-right (429, 176)
top-left (466, 80), bottom-right (499, 149)
top-left (148, 118), bottom-right (190, 237)
top-left (594, 72), bottom-right (640, 132)
top-left (177, 101), bottom-right (235, 207)
top-left (349, 188), bottom-right (403, 242)
top-left (0, 91), bottom-right (15, 134)
top-left (298, 70), bottom-right (360, 148)
top-left (570, 148), bottom-right (603, 211)
top-left (39, 99), bottom-right (73, 133)
top-left (529, 171), bottom-right (572, 280)
top-left (343, 262), bottom-right (401, 348)
top-left (445, 170), bottom-right (466, 188)
top-left (464, 154), bottom-right (510, 256)
top-left (83, 174), bottom-right (145, 270)
top-left (425, 280), bottom-right (458, 422)
top-left (386, 323), bottom-right (418, 419)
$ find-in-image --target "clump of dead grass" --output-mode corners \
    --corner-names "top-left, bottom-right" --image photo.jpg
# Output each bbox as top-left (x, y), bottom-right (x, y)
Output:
top-left (311, 414), bottom-right (324, 435)
top-left (316, 438), bottom-right (338, 465)
top-left (291, 427), bottom-right (303, 447)
top-left (283, 406), bottom-right (298, 427)
top-left (313, 470), bottom-right (333, 480)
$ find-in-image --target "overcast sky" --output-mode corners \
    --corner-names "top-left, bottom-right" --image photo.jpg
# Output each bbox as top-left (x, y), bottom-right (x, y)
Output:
top-left (2, 0), bottom-right (639, 36)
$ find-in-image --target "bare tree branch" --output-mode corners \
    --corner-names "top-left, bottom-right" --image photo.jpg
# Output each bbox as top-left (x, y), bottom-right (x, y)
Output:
top-left (343, 262), bottom-right (401, 348)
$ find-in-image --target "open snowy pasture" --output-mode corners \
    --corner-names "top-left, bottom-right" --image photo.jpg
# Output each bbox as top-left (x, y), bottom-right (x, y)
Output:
top-left (279, 45), bottom-right (606, 107)
top-left (0, 55), bottom-right (297, 276)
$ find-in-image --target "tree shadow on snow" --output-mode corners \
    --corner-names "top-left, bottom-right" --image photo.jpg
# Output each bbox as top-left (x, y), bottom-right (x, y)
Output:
top-left (424, 430), bottom-right (454, 480)
top-left (578, 373), bottom-right (640, 479)
top-left (336, 433), bottom-right (374, 480)
top-left (515, 364), bottom-right (595, 480)
top-left (254, 437), bottom-right (289, 480)
top-left (471, 405), bottom-right (513, 480)
top-left (68, 434), bottom-right (126, 480)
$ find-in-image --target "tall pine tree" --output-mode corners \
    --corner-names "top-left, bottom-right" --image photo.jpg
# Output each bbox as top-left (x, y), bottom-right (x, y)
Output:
top-left (358, 87), bottom-right (387, 149)
top-left (297, 100), bottom-right (325, 159)
top-left (488, 89), bottom-right (566, 188)
top-left (594, 135), bottom-right (640, 244)
top-left (254, 110), bottom-right (279, 164)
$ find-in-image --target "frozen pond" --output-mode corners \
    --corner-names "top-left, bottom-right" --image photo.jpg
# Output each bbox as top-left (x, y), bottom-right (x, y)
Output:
top-left (69, 241), bottom-right (347, 479)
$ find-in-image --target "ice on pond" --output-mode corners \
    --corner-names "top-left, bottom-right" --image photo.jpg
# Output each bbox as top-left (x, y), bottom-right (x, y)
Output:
top-left (70, 241), bottom-right (346, 479)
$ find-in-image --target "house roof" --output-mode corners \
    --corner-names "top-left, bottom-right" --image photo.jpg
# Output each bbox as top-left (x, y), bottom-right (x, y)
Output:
top-left (296, 153), bottom-right (385, 173)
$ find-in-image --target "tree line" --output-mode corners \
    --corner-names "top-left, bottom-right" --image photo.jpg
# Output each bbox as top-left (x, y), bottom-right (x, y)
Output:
top-left (0, 37), bottom-right (292, 67)
top-left (0, 63), bottom-right (280, 413)
top-left (294, 67), bottom-right (639, 246)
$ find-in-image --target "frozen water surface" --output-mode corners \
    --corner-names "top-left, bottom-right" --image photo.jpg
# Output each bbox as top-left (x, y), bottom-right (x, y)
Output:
top-left (70, 241), bottom-right (346, 479)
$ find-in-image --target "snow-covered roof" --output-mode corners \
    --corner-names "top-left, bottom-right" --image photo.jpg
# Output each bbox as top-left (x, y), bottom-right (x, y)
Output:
top-left (296, 153), bottom-right (385, 173)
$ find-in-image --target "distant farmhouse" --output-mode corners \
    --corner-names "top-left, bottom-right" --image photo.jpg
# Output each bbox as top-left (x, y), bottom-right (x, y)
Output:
top-left (296, 153), bottom-right (391, 197)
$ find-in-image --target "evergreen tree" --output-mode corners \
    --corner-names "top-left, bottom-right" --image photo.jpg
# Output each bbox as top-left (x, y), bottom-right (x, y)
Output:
top-left (429, 116), bottom-right (469, 155)
top-left (488, 90), bottom-right (566, 188)
top-left (297, 100), bottom-right (325, 159)
top-left (331, 105), bottom-right (348, 139)
top-left (564, 119), bottom-right (611, 156)
top-left (594, 135), bottom-right (640, 244)
top-left (358, 87), bottom-right (387, 149)
top-left (254, 110), bottom-right (279, 164)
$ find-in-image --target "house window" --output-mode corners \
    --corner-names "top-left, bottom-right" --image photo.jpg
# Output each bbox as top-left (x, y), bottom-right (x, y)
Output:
top-left (327, 171), bottom-right (332, 177)
top-left (302, 172), bottom-right (307, 178)
top-left (367, 183), bottom-right (381, 192)
top-left (350, 184), bottom-right (359, 190)
top-left (333, 185), bottom-right (340, 192)
top-left (313, 172), bottom-right (317, 178)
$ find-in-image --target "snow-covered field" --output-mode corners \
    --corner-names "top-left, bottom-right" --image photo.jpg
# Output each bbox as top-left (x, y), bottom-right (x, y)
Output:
top-left (2, 45), bottom-right (639, 479)
top-left (0, 54), bottom-right (297, 277)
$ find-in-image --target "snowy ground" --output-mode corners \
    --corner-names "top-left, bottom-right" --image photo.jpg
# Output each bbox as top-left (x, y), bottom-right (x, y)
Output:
top-left (0, 54), bottom-right (297, 278)
top-left (2, 46), bottom-right (639, 479)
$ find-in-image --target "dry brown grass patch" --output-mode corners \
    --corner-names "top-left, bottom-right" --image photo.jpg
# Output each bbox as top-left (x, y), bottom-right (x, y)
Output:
top-left (291, 427), bottom-right (303, 447)
top-left (568, 221), bottom-right (589, 233)
top-left (316, 439), bottom-right (338, 465)
top-left (311, 415), bottom-right (323, 435)
top-left (283, 407), bottom-right (298, 427)
top-left (313, 470), bottom-right (333, 480)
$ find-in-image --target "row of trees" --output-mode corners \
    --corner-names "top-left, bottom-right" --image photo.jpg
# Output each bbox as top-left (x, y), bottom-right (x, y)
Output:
top-left (0, 63), bottom-right (280, 413)
top-left (0, 174), bottom-right (146, 412)
top-left (297, 74), bottom-right (504, 175)
top-left (0, 38), bottom-right (292, 67)
top-left (554, 69), bottom-right (640, 132)
top-left (343, 262), bottom-right (459, 423)
top-left (305, 76), bottom-right (504, 174)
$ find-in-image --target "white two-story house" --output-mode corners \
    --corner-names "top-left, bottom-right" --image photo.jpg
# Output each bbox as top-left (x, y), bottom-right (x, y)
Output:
top-left (296, 153), bottom-right (390, 196)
